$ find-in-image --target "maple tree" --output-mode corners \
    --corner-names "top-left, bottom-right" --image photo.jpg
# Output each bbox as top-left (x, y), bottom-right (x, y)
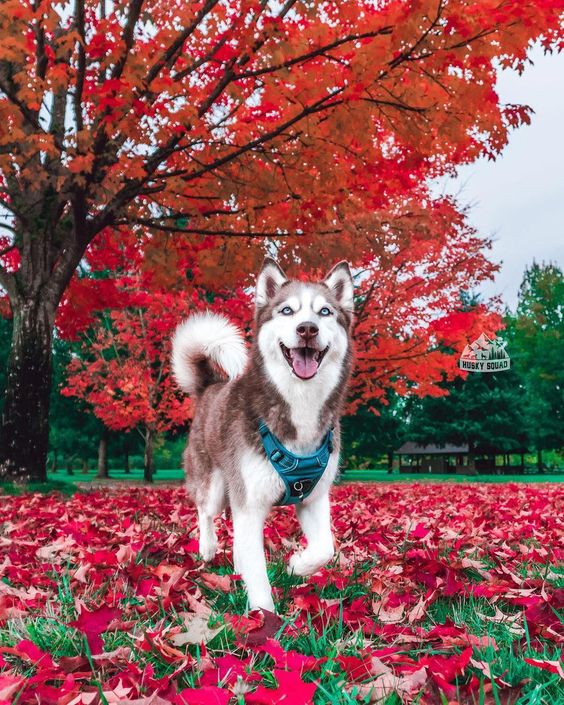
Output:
top-left (0, 0), bottom-right (562, 481)
top-left (62, 303), bottom-right (189, 483)
top-left (58, 228), bottom-right (253, 481)
top-left (61, 294), bottom-right (233, 483)
top-left (336, 199), bottom-right (503, 409)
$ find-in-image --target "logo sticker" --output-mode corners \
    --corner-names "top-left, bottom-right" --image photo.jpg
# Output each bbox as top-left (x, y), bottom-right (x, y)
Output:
top-left (459, 333), bottom-right (510, 373)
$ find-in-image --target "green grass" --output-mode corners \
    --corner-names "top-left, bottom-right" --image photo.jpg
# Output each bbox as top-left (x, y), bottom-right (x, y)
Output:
top-left (342, 470), bottom-right (564, 483)
top-left (0, 466), bottom-right (559, 499)
top-left (48, 466), bottom-right (184, 483)
top-left (44, 466), bottom-right (563, 486)
top-left (0, 478), bottom-right (80, 495)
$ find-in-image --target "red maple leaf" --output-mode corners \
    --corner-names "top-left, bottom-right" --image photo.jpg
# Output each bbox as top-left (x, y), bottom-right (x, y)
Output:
top-left (70, 605), bottom-right (122, 654)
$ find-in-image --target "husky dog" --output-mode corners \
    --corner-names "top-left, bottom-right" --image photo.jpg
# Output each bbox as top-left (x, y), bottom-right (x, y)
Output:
top-left (172, 259), bottom-right (354, 611)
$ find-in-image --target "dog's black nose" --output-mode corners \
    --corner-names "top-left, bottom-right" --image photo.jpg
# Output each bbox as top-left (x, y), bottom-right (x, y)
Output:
top-left (297, 322), bottom-right (319, 341)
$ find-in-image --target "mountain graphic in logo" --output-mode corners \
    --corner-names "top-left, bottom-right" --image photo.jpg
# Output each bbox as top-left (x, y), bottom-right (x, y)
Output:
top-left (459, 333), bottom-right (510, 372)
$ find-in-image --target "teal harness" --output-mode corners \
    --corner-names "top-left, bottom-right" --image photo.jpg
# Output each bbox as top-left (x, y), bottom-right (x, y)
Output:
top-left (258, 421), bottom-right (334, 506)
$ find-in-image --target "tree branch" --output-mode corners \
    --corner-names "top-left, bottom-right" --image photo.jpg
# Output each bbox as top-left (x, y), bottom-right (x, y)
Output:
top-left (144, 0), bottom-right (221, 87)
top-left (184, 88), bottom-right (346, 184)
top-left (110, 0), bottom-right (145, 81)
top-left (235, 27), bottom-right (393, 82)
top-left (192, 0), bottom-right (300, 118)
top-left (125, 217), bottom-right (342, 238)
top-left (361, 97), bottom-right (427, 113)
top-left (0, 265), bottom-right (16, 299)
top-left (73, 0), bottom-right (86, 132)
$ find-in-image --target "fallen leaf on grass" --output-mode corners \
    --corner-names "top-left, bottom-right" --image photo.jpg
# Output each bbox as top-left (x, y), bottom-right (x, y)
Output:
top-left (524, 657), bottom-right (564, 678)
top-left (69, 605), bottom-right (122, 654)
top-left (120, 697), bottom-right (173, 705)
top-left (245, 669), bottom-right (317, 705)
top-left (346, 662), bottom-right (427, 703)
top-left (0, 674), bottom-right (24, 700)
top-left (170, 614), bottom-right (224, 645)
top-left (175, 685), bottom-right (231, 705)
top-left (200, 572), bottom-right (231, 591)
top-left (230, 608), bottom-right (283, 647)
top-left (408, 590), bottom-right (437, 623)
top-left (374, 602), bottom-right (405, 624)
top-left (260, 638), bottom-right (324, 672)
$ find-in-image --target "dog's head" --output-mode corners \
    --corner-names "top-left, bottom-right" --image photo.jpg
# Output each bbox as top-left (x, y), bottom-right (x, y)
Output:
top-left (255, 258), bottom-right (353, 382)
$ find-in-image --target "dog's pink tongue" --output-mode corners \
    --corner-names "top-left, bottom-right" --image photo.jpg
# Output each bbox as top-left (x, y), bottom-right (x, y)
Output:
top-left (290, 348), bottom-right (318, 379)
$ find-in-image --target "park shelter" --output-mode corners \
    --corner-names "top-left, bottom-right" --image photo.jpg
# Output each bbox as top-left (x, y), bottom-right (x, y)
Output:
top-left (394, 442), bottom-right (528, 474)
top-left (395, 442), bottom-right (467, 473)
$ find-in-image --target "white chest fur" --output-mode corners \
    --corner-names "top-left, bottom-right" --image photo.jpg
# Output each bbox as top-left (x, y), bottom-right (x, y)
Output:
top-left (276, 372), bottom-right (333, 454)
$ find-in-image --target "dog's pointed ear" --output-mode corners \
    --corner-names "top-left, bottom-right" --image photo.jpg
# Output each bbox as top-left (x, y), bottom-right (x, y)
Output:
top-left (256, 258), bottom-right (288, 307)
top-left (323, 261), bottom-right (354, 310)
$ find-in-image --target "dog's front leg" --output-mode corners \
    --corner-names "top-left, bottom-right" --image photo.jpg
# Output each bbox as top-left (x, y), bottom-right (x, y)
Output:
top-left (289, 491), bottom-right (334, 576)
top-left (232, 506), bottom-right (275, 612)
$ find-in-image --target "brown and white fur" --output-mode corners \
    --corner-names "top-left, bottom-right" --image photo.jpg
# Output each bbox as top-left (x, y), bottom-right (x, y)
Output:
top-left (172, 259), bottom-right (354, 612)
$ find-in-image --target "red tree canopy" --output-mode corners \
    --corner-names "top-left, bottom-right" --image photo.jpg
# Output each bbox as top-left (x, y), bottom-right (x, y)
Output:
top-left (1, 0), bottom-right (561, 283)
top-left (60, 231), bottom-right (252, 433)
top-left (60, 198), bottom-right (500, 427)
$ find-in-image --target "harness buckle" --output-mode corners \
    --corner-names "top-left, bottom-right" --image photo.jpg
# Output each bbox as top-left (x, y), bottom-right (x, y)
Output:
top-left (270, 449), bottom-right (284, 463)
top-left (293, 479), bottom-right (313, 496)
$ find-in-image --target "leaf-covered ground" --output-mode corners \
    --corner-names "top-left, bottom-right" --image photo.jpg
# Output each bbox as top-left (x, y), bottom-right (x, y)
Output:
top-left (0, 483), bottom-right (562, 704)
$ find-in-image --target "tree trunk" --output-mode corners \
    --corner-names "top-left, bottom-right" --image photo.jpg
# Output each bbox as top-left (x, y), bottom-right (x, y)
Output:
top-left (144, 426), bottom-right (155, 483)
top-left (124, 444), bottom-right (130, 474)
top-left (387, 451), bottom-right (393, 474)
top-left (97, 428), bottom-right (109, 479)
top-left (0, 298), bottom-right (54, 482)
top-left (467, 443), bottom-right (477, 475)
top-left (66, 455), bottom-right (75, 475)
top-left (537, 448), bottom-right (543, 473)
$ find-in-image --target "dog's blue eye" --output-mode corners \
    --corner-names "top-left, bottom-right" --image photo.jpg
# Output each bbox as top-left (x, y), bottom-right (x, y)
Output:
top-left (280, 306), bottom-right (293, 315)
top-left (319, 307), bottom-right (331, 316)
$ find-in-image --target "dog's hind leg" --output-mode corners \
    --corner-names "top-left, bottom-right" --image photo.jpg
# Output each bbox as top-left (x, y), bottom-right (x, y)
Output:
top-left (197, 470), bottom-right (226, 562)
top-left (289, 491), bottom-right (335, 576)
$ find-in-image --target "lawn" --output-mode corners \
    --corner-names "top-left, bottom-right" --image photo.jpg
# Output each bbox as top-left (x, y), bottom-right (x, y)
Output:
top-left (0, 483), bottom-right (562, 704)
top-left (46, 466), bottom-right (564, 486)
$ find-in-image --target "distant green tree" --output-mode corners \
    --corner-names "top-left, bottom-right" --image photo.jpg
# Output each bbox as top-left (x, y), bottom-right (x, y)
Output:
top-left (342, 395), bottom-right (405, 471)
top-left (400, 289), bottom-right (524, 468)
top-left (405, 367), bottom-right (527, 469)
top-left (508, 262), bottom-right (564, 469)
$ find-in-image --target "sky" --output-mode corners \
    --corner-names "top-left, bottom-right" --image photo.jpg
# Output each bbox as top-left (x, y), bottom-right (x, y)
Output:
top-left (438, 45), bottom-right (564, 311)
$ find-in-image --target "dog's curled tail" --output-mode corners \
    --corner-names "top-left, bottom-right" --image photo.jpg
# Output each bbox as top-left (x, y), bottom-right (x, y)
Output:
top-left (172, 312), bottom-right (248, 398)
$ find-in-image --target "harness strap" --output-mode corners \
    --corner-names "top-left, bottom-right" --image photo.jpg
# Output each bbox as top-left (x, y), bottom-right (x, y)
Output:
top-left (258, 420), bottom-right (334, 506)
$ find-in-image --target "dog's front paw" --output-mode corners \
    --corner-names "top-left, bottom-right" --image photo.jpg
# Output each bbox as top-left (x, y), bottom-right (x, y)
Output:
top-left (288, 548), bottom-right (333, 577)
top-left (249, 593), bottom-right (276, 613)
top-left (199, 539), bottom-right (217, 563)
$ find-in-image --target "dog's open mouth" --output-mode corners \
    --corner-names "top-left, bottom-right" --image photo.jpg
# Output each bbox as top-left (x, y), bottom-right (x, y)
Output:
top-left (280, 343), bottom-right (329, 380)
